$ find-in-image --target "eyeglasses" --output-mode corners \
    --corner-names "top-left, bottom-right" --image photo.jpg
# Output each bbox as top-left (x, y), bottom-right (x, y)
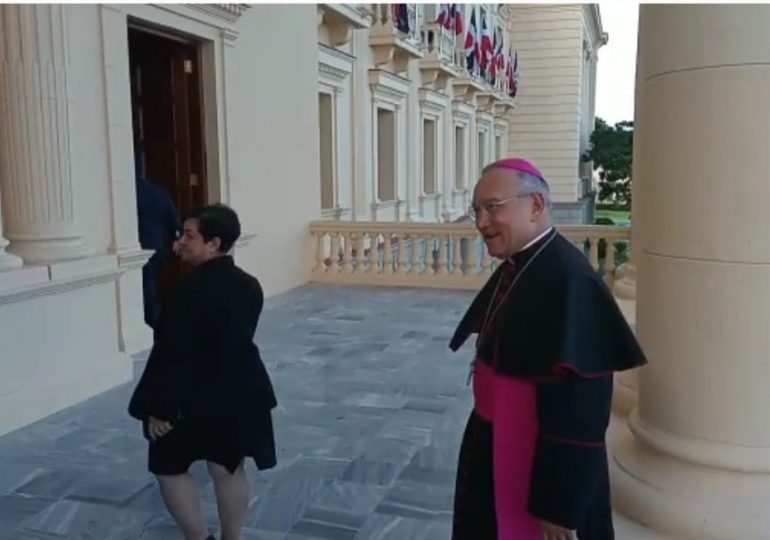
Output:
top-left (468, 193), bottom-right (534, 221)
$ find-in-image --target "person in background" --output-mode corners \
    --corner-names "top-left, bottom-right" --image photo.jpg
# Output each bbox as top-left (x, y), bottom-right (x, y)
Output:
top-left (129, 204), bottom-right (277, 540)
top-left (134, 146), bottom-right (179, 328)
top-left (449, 158), bottom-right (646, 540)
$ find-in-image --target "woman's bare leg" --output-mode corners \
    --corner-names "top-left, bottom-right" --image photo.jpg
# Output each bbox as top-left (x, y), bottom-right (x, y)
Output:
top-left (207, 461), bottom-right (250, 540)
top-left (156, 473), bottom-right (209, 540)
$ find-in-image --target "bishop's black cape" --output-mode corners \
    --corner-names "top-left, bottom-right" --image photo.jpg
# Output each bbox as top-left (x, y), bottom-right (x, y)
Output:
top-left (128, 256), bottom-right (278, 471)
top-left (450, 229), bottom-right (646, 539)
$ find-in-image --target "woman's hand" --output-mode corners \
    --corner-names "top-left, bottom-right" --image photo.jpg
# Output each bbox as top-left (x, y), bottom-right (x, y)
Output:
top-left (148, 416), bottom-right (173, 441)
top-left (540, 520), bottom-right (576, 540)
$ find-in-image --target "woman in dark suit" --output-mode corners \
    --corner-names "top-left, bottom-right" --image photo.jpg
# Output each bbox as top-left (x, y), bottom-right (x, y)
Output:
top-left (129, 204), bottom-right (277, 540)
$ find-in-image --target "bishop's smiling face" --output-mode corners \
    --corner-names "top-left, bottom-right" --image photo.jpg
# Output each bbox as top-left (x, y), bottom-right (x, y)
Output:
top-left (471, 168), bottom-right (546, 259)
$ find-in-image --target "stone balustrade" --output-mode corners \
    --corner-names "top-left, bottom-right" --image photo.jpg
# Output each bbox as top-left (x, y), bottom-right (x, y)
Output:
top-left (309, 221), bottom-right (630, 290)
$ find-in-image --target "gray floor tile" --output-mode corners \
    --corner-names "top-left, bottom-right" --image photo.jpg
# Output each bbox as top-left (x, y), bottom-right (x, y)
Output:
top-left (0, 285), bottom-right (476, 540)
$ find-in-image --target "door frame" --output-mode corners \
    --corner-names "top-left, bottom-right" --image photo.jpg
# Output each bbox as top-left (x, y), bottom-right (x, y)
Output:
top-left (100, 4), bottom-right (241, 257)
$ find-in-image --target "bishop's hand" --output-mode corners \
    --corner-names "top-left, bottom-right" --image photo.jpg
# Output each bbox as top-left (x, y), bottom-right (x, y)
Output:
top-left (540, 520), bottom-right (576, 540)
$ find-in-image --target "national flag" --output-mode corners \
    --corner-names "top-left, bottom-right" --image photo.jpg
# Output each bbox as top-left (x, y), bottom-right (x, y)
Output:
top-left (392, 3), bottom-right (409, 34)
top-left (479, 14), bottom-right (493, 74)
top-left (436, 3), bottom-right (450, 29)
top-left (464, 9), bottom-right (478, 71)
top-left (490, 28), bottom-right (504, 84)
top-left (453, 4), bottom-right (464, 36)
top-left (508, 49), bottom-right (519, 97)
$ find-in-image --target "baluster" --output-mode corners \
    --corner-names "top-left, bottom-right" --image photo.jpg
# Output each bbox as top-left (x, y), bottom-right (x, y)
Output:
top-left (464, 235), bottom-right (478, 275)
top-left (355, 233), bottom-right (366, 273)
top-left (368, 233), bottom-right (379, 274)
top-left (410, 234), bottom-right (422, 274)
top-left (480, 238), bottom-right (492, 276)
top-left (604, 239), bottom-right (617, 286)
top-left (314, 232), bottom-right (325, 273)
top-left (453, 235), bottom-right (463, 274)
top-left (384, 234), bottom-right (393, 274)
top-left (343, 233), bottom-right (354, 273)
top-left (589, 236), bottom-right (600, 272)
top-left (437, 234), bottom-right (449, 275)
top-left (329, 233), bottom-right (340, 273)
top-left (398, 234), bottom-right (409, 275)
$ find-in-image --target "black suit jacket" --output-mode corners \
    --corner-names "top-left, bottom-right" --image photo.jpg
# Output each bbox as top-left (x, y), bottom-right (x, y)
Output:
top-left (129, 255), bottom-right (277, 432)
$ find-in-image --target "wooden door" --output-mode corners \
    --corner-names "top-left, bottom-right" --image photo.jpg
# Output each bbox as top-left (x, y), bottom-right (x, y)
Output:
top-left (129, 26), bottom-right (207, 302)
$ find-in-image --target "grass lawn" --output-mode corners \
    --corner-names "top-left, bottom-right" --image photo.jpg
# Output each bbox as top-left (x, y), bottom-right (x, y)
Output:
top-left (595, 208), bottom-right (630, 224)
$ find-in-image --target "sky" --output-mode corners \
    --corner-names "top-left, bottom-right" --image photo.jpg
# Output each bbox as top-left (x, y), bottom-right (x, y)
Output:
top-left (595, 2), bottom-right (639, 125)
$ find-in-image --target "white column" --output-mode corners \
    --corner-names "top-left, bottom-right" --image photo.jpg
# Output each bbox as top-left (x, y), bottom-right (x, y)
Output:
top-left (612, 6), bottom-right (770, 538)
top-left (0, 5), bottom-right (91, 264)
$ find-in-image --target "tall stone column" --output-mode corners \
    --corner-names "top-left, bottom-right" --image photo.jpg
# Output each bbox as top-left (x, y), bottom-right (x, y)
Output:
top-left (0, 5), bottom-right (91, 264)
top-left (611, 5), bottom-right (770, 538)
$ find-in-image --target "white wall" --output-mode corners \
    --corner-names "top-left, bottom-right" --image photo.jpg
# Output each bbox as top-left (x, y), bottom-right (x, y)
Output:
top-left (226, 5), bottom-right (321, 295)
top-left (505, 4), bottom-right (583, 202)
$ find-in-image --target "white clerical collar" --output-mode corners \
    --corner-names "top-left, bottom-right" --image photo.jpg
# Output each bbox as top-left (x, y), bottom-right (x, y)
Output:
top-left (519, 227), bottom-right (554, 253)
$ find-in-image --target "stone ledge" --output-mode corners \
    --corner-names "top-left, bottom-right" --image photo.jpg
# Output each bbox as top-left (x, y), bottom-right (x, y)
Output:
top-left (0, 256), bottom-right (126, 306)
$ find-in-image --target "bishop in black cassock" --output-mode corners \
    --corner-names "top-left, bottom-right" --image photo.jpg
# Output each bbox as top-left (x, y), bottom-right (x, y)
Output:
top-left (450, 158), bottom-right (645, 540)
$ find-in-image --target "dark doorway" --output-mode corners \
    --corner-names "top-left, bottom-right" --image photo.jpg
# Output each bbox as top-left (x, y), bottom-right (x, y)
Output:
top-left (128, 22), bottom-right (208, 311)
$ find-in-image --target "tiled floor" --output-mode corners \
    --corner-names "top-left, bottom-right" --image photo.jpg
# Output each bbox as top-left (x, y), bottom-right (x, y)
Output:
top-left (0, 285), bottom-right (479, 540)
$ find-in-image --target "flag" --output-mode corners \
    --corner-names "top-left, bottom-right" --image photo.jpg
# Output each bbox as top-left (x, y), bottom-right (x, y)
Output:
top-left (508, 49), bottom-right (519, 97)
top-left (453, 4), bottom-right (464, 36)
top-left (392, 4), bottom-right (409, 34)
top-left (464, 9), bottom-right (478, 71)
top-left (490, 28), bottom-right (504, 84)
top-left (479, 13), bottom-right (493, 74)
top-left (436, 3), bottom-right (450, 29)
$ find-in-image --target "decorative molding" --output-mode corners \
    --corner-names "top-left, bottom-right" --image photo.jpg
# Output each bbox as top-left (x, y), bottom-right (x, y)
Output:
top-left (452, 100), bottom-right (476, 120)
top-left (370, 199), bottom-right (405, 222)
top-left (115, 248), bottom-right (154, 271)
top-left (320, 63), bottom-right (352, 82)
top-left (319, 44), bottom-right (355, 88)
top-left (419, 88), bottom-right (450, 116)
top-left (369, 69), bottom-right (410, 106)
top-left (476, 110), bottom-right (495, 125)
top-left (0, 266), bottom-right (125, 306)
top-left (185, 3), bottom-right (250, 24)
top-left (0, 5), bottom-right (91, 264)
top-left (321, 206), bottom-right (352, 220)
top-left (318, 4), bottom-right (371, 47)
top-left (583, 4), bottom-right (608, 50)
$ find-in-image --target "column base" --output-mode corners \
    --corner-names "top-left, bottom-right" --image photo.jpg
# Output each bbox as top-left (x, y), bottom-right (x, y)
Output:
top-left (612, 370), bottom-right (639, 416)
top-left (7, 236), bottom-right (93, 264)
top-left (613, 262), bottom-right (637, 300)
top-left (0, 249), bottom-right (22, 271)
top-left (610, 413), bottom-right (770, 540)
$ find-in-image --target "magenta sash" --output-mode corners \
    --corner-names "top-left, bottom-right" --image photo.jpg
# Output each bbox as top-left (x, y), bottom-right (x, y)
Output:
top-left (473, 359), bottom-right (541, 539)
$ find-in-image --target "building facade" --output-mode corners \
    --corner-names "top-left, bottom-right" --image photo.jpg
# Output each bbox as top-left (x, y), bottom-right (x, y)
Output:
top-left (504, 4), bottom-right (606, 224)
top-left (0, 3), bottom-right (602, 438)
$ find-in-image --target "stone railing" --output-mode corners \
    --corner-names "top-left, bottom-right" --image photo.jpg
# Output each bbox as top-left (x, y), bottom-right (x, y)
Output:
top-left (420, 22), bottom-right (455, 65)
top-left (455, 50), bottom-right (483, 83)
top-left (309, 221), bottom-right (630, 290)
top-left (371, 3), bottom-right (420, 43)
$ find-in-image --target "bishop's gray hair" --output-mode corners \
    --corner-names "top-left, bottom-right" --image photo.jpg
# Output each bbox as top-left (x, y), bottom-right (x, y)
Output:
top-left (481, 163), bottom-right (553, 215)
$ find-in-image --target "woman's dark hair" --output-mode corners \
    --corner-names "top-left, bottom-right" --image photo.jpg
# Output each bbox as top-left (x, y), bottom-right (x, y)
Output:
top-left (184, 204), bottom-right (241, 253)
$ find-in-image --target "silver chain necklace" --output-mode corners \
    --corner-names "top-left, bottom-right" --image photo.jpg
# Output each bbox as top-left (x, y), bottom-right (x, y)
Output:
top-left (466, 231), bottom-right (556, 385)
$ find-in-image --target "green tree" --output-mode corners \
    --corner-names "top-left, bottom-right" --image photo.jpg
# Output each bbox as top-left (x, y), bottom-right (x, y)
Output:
top-left (582, 117), bottom-right (633, 208)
